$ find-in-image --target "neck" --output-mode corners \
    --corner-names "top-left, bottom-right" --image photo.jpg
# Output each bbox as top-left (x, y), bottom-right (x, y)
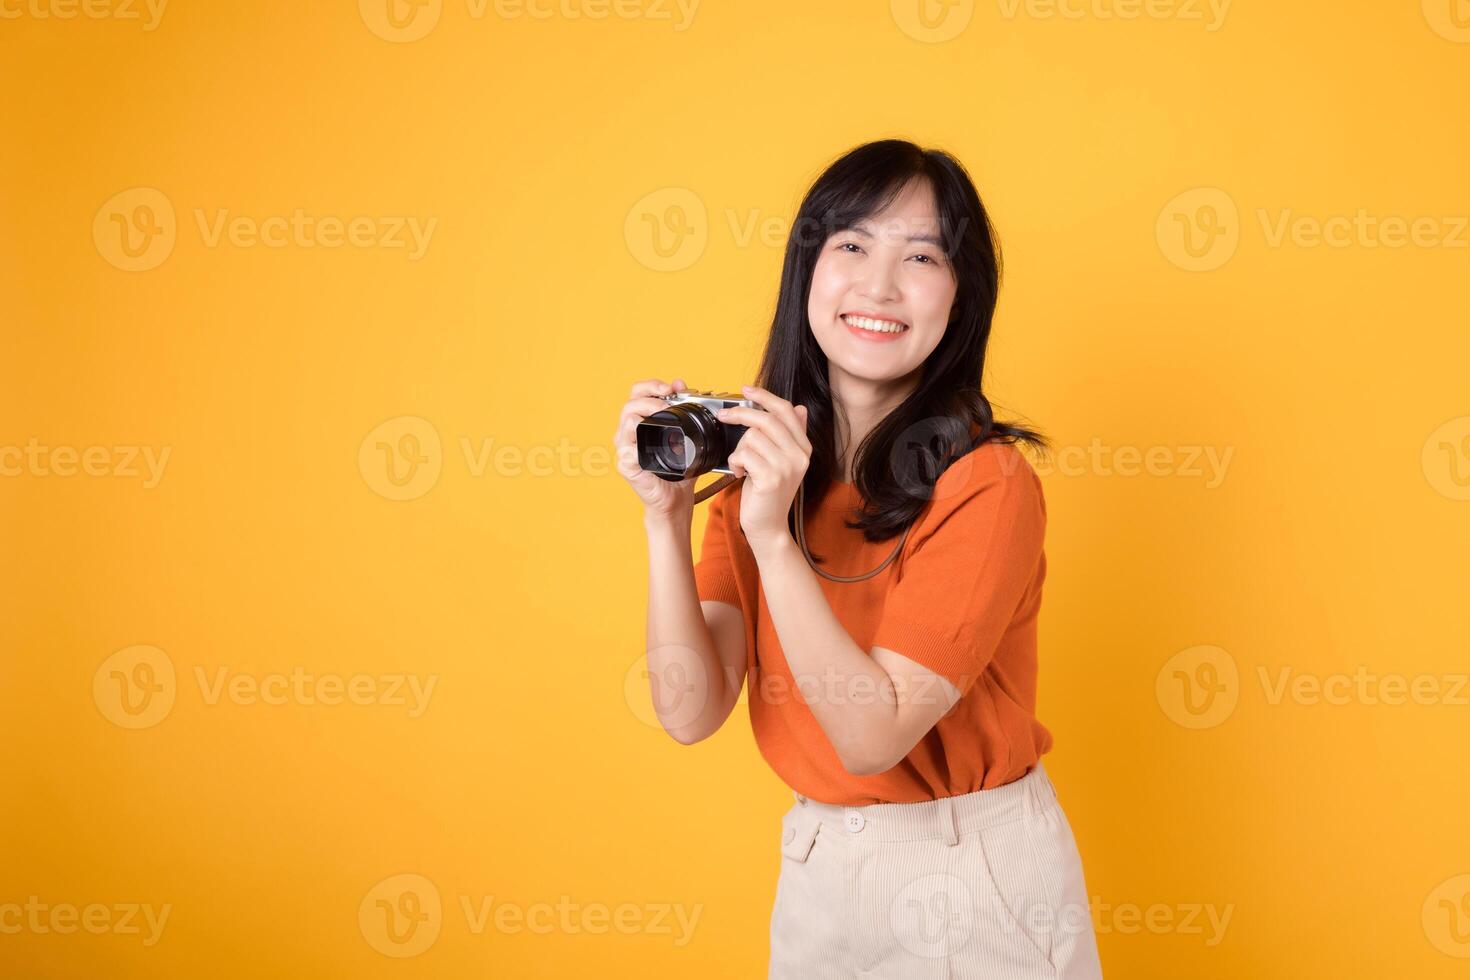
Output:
top-left (829, 363), bottom-right (920, 481)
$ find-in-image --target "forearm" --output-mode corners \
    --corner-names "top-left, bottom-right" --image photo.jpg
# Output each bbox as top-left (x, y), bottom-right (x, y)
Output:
top-left (749, 532), bottom-right (899, 773)
top-left (643, 507), bottom-right (737, 743)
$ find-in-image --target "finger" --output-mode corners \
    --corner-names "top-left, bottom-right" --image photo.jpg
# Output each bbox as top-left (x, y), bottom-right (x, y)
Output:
top-left (739, 385), bottom-right (812, 455)
top-left (728, 443), bottom-right (769, 491)
top-left (728, 431), bottom-right (772, 476)
top-left (614, 437), bottom-right (644, 479)
top-left (618, 390), bottom-right (678, 453)
top-left (736, 428), bottom-right (800, 478)
top-left (715, 405), bottom-right (804, 459)
top-left (729, 432), bottom-right (781, 489)
top-left (628, 378), bottom-right (676, 398)
top-left (620, 395), bottom-right (676, 424)
top-left (617, 396), bottom-right (677, 445)
top-left (614, 396), bottom-right (682, 475)
top-left (614, 425), bottom-right (647, 477)
top-left (620, 394), bottom-right (675, 419)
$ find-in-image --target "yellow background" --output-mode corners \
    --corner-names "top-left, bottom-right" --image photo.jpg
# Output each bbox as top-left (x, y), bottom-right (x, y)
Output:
top-left (3, 0), bottom-right (1469, 976)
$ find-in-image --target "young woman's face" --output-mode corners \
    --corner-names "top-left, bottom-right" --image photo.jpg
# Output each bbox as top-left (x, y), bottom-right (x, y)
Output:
top-left (806, 178), bottom-right (958, 386)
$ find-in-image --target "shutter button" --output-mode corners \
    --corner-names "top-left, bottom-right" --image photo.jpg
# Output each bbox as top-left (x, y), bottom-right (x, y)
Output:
top-left (782, 826), bottom-right (795, 844)
top-left (843, 809), bottom-right (866, 833)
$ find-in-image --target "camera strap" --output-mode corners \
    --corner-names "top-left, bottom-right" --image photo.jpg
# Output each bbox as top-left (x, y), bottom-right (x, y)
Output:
top-left (693, 473), bottom-right (738, 504)
top-left (794, 482), bottom-right (912, 584)
top-left (699, 474), bottom-right (910, 584)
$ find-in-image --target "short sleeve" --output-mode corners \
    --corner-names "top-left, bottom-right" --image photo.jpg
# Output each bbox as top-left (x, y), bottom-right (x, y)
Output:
top-left (869, 442), bottom-right (1046, 696)
top-left (693, 483), bottom-right (743, 607)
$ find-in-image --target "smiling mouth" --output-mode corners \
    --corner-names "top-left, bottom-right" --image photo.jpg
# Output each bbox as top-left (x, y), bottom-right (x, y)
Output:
top-left (840, 313), bottom-right (909, 335)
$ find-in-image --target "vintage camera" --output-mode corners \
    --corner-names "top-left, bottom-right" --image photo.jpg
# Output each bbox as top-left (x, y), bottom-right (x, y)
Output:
top-left (636, 388), bottom-right (761, 481)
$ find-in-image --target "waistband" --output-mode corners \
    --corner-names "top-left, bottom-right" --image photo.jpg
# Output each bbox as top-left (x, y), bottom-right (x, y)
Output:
top-left (791, 762), bottom-right (1060, 844)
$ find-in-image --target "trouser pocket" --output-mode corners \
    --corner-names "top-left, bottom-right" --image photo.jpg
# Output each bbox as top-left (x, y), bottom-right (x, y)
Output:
top-left (854, 829), bottom-right (1053, 980)
top-left (1016, 803), bottom-right (1103, 979)
top-left (770, 808), bottom-right (845, 979)
top-left (771, 808), bottom-right (818, 931)
top-left (780, 808), bottom-right (819, 863)
top-left (972, 818), bottom-right (1058, 973)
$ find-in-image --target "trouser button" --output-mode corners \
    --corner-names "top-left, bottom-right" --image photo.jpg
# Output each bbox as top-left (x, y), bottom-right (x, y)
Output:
top-left (843, 809), bottom-right (866, 833)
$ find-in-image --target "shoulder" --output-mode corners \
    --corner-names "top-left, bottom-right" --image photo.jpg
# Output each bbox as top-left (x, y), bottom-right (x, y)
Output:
top-left (933, 438), bottom-right (1044, 505)
top-left (913, 439), bottom-right (1046, 546)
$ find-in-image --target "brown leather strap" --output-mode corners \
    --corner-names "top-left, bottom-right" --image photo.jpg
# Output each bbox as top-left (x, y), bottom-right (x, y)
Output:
top-left (693, 473), bottom-right (738, 504)
top-left (699, 474), bottom-right (909, 582)
top-left (793, 481), bottom-right (911, 583)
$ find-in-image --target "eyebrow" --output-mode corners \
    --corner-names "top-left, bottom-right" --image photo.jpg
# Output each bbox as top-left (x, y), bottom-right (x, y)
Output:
top-left (846, 224), bottom-right (944, 245)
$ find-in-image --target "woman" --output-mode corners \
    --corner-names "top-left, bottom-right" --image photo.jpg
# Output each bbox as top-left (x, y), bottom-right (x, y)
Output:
top-left (615, 139), bottom-right (1103, 979)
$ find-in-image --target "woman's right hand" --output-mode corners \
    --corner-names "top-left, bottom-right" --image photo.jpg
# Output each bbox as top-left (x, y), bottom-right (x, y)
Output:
top-left (615, 378), bottom-right (696, 518)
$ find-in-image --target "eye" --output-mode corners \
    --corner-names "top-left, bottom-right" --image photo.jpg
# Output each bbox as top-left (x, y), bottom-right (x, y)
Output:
top-left (910, 254), bottom-right (934, 264)
top-left (836, 241), bottom-right (864, 254)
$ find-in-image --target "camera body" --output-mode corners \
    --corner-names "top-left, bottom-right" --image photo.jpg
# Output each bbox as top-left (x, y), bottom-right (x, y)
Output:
top-left (636, 388), bottom-right (760, 481)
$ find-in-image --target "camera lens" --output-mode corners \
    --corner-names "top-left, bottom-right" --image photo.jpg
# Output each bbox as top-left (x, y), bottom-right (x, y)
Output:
top-left (656, 427), bottom-right (689, 469)
top-left (635, 403), bottom-right (717, 480)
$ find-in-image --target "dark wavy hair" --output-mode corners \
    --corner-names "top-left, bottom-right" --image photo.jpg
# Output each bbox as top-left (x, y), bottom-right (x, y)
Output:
top-left (753, 138), bottom-right (1048, 546)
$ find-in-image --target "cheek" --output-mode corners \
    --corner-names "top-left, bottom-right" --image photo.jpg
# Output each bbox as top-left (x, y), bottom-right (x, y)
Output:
top-left (915, 276), bottom-right (958, 330)
top-left (806, 256), bottom-right (846, 321)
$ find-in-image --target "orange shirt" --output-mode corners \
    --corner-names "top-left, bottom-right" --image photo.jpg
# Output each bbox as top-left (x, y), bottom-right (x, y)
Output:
top-left (693, 438), bottom-right (1053, 805)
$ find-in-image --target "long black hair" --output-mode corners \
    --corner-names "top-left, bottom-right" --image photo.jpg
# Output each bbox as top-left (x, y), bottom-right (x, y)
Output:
top-left (754, 138), bottom-right (1048, 545)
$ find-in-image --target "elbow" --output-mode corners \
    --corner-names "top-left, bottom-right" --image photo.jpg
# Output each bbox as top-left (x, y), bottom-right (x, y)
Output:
top-left (662, 690), bottom-right (736, 746)
top-left (838, 746), bottom-right (899, 777)
top-left (665, 723), bottom-right (713, 747)
top-left (838, 728), bottom-right (918, 776)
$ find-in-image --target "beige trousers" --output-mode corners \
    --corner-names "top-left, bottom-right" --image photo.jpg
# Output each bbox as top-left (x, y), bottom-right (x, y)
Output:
top-left (769, 762), bottom-right (1103, 979)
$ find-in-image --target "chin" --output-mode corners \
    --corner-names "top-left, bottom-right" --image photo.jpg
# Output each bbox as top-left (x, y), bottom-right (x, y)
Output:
top-left (830, 357), bottom-right (919, 384)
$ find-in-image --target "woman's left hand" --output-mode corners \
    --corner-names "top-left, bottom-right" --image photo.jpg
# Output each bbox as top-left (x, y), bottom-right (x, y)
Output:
top-left (715, 385), bottom-right (812, 552)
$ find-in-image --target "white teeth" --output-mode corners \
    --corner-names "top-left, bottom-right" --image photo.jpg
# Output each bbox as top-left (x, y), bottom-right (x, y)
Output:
top-left (842, 314), bottom-right (908, 334)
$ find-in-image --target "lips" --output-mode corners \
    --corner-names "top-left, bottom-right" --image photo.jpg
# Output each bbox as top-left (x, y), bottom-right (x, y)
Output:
top-left (840, 312), bottom-right (909, 343)
top-left (840, 312), bottom-right (909, 334)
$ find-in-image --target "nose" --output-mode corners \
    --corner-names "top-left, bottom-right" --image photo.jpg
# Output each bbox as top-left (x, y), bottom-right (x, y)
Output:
top-left (855, 256), bottom-right (901, 304)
